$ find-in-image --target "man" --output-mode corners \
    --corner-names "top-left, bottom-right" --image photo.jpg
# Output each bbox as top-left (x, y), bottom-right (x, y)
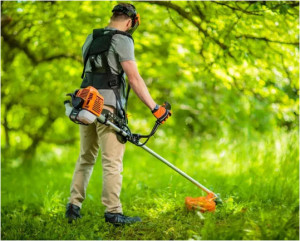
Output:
top-left (65, 3), bottom-right (171, 226)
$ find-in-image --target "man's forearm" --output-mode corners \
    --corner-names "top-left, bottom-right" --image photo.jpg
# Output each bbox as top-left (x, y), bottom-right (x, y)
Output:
top-left (129, 75), bottom-right (156, 110)
top-left (121, 60), bottom-right (156, 110)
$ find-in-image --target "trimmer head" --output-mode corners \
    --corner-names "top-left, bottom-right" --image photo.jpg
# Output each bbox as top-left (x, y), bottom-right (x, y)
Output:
top-left (214, 193), bottom-right (223, 206)
top-left (185, 193), bottom-right (222, 212)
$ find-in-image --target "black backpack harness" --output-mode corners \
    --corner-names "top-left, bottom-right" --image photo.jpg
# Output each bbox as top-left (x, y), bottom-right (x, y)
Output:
top-left (80, 28), bottom-right (133, 121)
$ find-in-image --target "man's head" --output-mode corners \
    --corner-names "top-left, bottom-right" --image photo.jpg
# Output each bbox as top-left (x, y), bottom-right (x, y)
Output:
top-left (109, 3), bottom-right (140, 34)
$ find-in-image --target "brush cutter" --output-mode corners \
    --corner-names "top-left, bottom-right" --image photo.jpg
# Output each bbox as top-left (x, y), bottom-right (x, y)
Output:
top-left (64, 86), bottom-right (222, 212)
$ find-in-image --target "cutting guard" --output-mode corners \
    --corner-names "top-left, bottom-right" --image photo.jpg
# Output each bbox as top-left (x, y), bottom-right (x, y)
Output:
top-left (185, 193), bottom-right (216, 212)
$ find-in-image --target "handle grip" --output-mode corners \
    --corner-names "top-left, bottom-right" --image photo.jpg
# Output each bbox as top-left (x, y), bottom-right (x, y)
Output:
top-left (164, 101), bottom-right (171, 111)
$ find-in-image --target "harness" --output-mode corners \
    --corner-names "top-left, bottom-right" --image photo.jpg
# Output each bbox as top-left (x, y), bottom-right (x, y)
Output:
top-left (80, 28), bottom-right (133, 121)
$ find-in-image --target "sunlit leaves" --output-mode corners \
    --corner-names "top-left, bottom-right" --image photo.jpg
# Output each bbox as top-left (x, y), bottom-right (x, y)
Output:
top-left (1, 1), bottom-right (299, 163)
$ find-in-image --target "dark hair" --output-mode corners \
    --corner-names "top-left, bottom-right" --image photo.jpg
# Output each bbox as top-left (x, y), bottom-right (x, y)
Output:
top-left (111, 3), bottom-right (134, 21)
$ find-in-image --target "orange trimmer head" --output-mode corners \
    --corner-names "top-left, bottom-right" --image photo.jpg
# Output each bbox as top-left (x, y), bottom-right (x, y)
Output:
top-left (185, 193), bottom-right (218, 212)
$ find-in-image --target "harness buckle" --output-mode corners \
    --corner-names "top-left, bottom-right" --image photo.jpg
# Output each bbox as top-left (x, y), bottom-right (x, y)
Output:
top-left (108, 77), bottom-right (119, 88)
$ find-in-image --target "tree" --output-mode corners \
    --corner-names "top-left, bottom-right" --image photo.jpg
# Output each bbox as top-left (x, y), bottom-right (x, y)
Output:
top-left (1, 1), bottom-right (299, 165)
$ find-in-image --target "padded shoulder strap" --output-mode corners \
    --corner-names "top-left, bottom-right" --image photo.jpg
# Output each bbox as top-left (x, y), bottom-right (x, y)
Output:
top-left (110, 30), bottom-right (134, 42)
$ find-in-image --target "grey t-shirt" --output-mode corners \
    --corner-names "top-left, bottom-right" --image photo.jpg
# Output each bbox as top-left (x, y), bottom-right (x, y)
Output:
top-left (82, 27), bottom-right (135, 108)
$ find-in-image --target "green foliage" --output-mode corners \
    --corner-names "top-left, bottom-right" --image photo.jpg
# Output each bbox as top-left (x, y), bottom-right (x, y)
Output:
top-left (1, 1), bottom-right (299, 163)
top-left (1, 130), bottom-right (298, 240)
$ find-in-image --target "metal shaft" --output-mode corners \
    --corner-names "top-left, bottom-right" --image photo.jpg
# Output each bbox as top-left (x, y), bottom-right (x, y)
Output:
top-left (140, 145), bottom-right (213, 194)
top-left (97, 115), bottom-right (215, 195)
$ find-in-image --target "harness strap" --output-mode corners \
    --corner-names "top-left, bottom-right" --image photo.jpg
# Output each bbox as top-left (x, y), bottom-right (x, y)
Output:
top-left (100, 52), bottom-right (111, 73)
top-left (81, 73), bottom-right (121, 89)
top-left (111, 87), bottom-right (124, 119)
top-left (125, 83), bottom-right (131, 111)
top-left (98, 49), bottom-right (126, 120)
top-left (89, 55), bottom-right (96, 70)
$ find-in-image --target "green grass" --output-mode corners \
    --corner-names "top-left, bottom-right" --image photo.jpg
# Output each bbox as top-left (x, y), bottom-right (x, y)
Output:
top-left (1, 129), bottom-right (299, 240)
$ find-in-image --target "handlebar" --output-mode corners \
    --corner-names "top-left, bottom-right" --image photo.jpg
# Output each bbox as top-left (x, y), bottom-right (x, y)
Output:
top-left (97, 112), bottom-right (163, 146)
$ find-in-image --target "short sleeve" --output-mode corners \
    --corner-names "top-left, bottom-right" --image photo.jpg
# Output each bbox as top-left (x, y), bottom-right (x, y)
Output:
top-left (82, 34), bottom-right (93, 60)
top-left (111, 34), bottom-right (135, 62)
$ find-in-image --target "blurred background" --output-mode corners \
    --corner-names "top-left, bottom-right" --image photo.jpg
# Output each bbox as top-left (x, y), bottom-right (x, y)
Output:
top-left (1, 1), bottom-right (299, 240)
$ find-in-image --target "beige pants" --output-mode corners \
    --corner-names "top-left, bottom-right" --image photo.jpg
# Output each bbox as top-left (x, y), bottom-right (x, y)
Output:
top-left (69, 106), bottom-right (125, 214)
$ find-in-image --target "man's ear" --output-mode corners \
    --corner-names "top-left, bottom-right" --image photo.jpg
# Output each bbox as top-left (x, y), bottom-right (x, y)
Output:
top-left (126, 19), bottom-right (132, 29)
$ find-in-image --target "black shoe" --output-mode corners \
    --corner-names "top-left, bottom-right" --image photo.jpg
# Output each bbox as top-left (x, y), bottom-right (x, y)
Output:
top-left (65, 203), bottom-right (82, 223)
top-left (104, 212), bottom-right (141, 226)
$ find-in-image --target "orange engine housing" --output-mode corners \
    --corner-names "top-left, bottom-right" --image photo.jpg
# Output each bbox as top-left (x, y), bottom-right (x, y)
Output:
top-left (76, 86), bottom-right (104, 117)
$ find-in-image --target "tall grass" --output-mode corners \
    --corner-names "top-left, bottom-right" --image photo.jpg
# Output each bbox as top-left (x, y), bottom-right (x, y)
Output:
top-left (1, 129), bottom-right (299, 240)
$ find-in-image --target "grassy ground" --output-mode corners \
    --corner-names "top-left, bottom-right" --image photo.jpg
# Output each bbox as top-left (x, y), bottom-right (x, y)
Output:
top-left (1, 129), bottom-right (299, 240)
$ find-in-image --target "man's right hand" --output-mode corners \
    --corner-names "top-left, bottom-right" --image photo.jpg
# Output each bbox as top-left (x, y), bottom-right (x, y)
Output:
top-left (152, 102), bottom-right (172, 124)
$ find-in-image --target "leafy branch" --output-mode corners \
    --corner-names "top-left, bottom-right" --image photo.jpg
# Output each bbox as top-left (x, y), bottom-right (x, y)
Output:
top-left (236, 34), bottom-right (299, 46)
top-left (149, 1), bottom-right (236, 59)
top-left (1, 27), bottom-right (81, 64)
top-left (212, 1), bottom-right (264, 16)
